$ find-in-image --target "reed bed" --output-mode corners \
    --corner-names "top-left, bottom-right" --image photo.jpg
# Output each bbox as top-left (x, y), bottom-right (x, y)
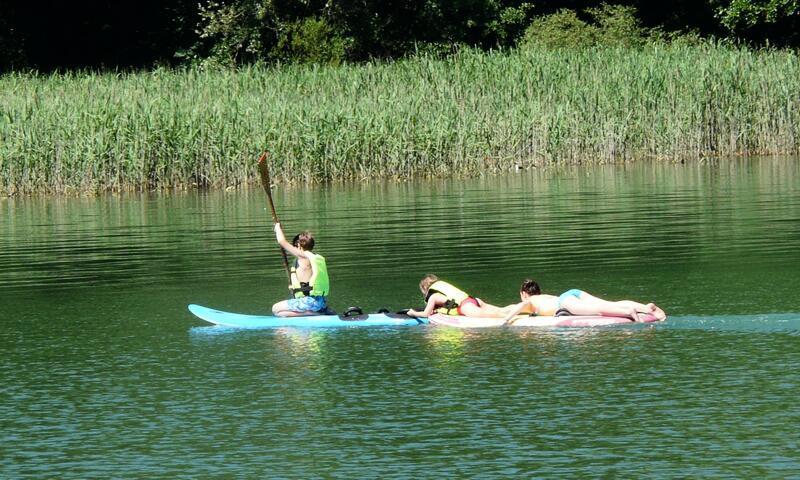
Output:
top-left (1, 43), bottom-right (799, 194)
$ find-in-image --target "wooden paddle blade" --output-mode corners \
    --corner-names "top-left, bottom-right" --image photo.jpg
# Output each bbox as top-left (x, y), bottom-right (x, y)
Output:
top-left (257, 152), bottom-right (280, 224)
top-left (257, 152), bottom-right (272, 192)
top-left (256, 150), bottom-right (292, 283)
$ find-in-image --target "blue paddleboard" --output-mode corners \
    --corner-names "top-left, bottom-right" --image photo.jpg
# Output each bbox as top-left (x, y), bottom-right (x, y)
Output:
top-left (188, 304), bottom-right (427, 329)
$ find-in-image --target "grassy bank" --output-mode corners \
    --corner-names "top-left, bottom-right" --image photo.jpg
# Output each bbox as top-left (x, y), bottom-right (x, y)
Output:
top-left (2, 43), bottom-right (799, 194)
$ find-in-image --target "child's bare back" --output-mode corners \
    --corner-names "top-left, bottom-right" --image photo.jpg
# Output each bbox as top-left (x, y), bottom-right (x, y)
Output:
top-left (525, 294), bottom-right (560, 316)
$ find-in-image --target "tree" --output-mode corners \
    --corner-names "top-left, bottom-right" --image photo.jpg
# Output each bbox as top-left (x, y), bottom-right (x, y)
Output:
top-left (713, 0), bottom-right (800, 45)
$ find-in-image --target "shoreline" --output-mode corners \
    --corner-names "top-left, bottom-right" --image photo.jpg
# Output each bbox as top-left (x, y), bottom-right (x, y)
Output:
top-left (2, 155), bottom-right (796, 198)
top-left (3, 45), bottom-right (799, 195)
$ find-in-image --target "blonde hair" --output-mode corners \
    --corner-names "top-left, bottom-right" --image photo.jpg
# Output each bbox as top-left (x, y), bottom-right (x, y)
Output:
top-left (419, 274), bottom-right (439, 295)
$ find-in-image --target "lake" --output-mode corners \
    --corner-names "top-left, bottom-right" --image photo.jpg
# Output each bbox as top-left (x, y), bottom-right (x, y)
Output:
top-left (1, 157), bottom-right (799, 477)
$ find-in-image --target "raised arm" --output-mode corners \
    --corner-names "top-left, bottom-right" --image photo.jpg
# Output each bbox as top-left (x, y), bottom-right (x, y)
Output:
top-left (274, 223), bottom-right (307, 258)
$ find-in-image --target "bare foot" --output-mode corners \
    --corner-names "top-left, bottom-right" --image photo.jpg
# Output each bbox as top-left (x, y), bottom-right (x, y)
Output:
top-left (633, 305), bottom-right (667, 322)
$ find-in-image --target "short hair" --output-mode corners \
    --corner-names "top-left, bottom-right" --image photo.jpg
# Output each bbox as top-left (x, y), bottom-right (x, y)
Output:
top-left (292, 231), bottom-right (315, 251)
top-left (419, 274), bottom-right (439, 293)
top-left (520, 279), bottom-right (541, 296)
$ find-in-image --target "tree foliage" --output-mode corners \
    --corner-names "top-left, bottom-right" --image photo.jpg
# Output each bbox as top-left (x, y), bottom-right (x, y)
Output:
top-left (521, 4), bottom-right (650, 49)
top-left (271, 17), bottom-right (352, 65)
top-left (193, 0), bottom-right (274, 66)
top-left (0, 0), bottom-right (798, 71)
top-left (713, 0), bottom-right (800, 45)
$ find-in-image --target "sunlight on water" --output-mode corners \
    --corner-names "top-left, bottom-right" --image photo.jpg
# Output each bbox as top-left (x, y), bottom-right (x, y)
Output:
top-left (2, 157), bottom-right (800, 477)
top-left (2, 157), bottom-right (799, 317)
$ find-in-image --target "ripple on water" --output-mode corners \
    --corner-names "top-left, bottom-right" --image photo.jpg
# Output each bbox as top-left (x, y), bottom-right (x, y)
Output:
top-left (2, 159), bottom-right (800, 477)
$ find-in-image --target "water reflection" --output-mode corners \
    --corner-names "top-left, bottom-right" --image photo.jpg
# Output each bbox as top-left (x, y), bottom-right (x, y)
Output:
top-left (2, 156), bottom-right (799, 318)
top-left (3, 157), bottom-right (800, 479)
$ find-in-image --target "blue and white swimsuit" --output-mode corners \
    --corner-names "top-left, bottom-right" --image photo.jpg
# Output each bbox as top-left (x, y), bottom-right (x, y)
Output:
top-left (557, 289), bottom-right (584, 307)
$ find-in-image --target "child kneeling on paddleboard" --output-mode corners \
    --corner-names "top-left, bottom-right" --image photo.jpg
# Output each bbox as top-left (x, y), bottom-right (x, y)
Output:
top-left (407, 274), bottom-right (505, 318)
top-left (271, 224), bottom-right (330, 317)
top-left (503, 279), bottom-right (665, 323)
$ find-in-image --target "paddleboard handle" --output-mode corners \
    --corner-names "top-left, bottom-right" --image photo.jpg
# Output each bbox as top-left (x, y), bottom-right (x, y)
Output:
top-left (343, 306), bottom-right (364, 317)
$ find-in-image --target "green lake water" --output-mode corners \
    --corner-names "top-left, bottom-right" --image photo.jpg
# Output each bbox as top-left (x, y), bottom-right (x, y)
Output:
top-left (1, 157), bottom-right (799, 477)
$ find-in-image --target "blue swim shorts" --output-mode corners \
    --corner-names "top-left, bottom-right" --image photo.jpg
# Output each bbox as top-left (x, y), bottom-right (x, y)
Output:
top-left (286, 295), bottom-right (327, 313)
top-left (557, 289), bottom-right (584, 307)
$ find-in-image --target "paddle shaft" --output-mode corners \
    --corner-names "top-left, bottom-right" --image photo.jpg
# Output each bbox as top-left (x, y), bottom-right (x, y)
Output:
top-left (257, 152), bottom-right (292, 283)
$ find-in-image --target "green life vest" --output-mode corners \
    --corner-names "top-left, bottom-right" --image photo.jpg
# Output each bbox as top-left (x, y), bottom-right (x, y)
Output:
top-left (290, 251), bottom-right (330, 298)
top-left (426, 280), bottom-right (469, 315)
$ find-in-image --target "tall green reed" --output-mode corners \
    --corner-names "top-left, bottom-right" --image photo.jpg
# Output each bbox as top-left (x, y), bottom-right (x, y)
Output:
top-left (1, 42), bottom-right (798, 194)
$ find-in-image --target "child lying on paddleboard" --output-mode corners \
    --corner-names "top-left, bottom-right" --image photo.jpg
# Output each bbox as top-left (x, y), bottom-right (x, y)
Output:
top-left (271, 224), bottom-right (330, 317)
top-left (407, 274), bottom-right (506, 318)
top-left (503, 279), bottom-right (665, 323)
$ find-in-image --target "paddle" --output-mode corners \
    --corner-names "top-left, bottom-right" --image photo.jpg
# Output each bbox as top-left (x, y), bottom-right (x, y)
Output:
top-left (257, 152), bottom-right (292, 289)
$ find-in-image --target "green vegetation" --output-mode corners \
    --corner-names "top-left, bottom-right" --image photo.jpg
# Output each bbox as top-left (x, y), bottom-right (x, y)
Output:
top-left (521, 5), bottom-right (651, 49)
top-left (2, 1), bottom-right (800, 72)
top-left (3, 2), bottom-right (799, 195)
top-left (2, 42), bottom-right (798, 194)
